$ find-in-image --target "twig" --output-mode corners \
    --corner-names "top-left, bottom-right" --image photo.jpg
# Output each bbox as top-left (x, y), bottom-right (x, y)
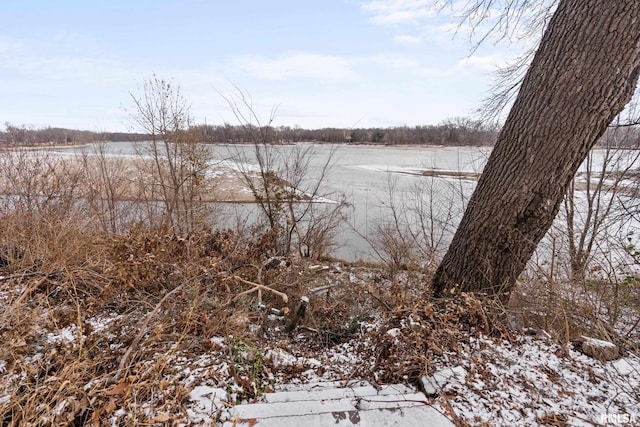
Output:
top-left (364, 286), bottom-right (392, 311)
top-left (226, 275), bottom-right (288, 305)
top-left (113, 282), bottom-right (186, 383)
top-left (1, 267), bottom-right (100, 283)
top-left (342, 361), bottom-right (369, 387)
top-left (0, 270), bottom-right (52, 282)
top-left (14, 276), bottom-right (49, 306)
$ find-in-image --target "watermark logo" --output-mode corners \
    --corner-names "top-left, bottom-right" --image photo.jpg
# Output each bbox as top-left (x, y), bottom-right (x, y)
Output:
top-left (599, 413), bottom-right (637, 425)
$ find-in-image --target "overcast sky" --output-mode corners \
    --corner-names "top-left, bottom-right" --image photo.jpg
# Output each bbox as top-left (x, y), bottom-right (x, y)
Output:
top-left (0, 0), bottom-right (524, 132)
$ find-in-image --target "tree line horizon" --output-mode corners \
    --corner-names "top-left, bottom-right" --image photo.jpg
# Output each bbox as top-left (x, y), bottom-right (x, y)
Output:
top-left (2, 118), bottom-right (497, 147)
top-left (3, 118), bottom-right (639, 148)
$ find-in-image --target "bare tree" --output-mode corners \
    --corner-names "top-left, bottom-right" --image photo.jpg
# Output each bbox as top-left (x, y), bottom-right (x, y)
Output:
top-left (80, 143), bottom-right (140, 234)
top-left (3, 123), bottom-right (37, 146)
top-left (223, 88), bottom-right (349, 259)
top-left (561, 125), bottom-right (640, 284)
top-left (369, 175), bottom-right (460, 274)
top-left (432, 0), bottom-right (640, 301)
top-left (128, 76), bottom-right (213, 233)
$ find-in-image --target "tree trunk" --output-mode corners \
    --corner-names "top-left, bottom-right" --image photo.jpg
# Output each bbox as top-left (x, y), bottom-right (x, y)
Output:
top-left (432, 0), bottom-right (640, 300)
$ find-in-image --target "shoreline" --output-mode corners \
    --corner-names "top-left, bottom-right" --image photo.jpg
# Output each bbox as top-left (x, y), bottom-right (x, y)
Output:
top-left (0, 142), bottom-right (89, 151)
top-left (0, 154), bottom-right (338, 204)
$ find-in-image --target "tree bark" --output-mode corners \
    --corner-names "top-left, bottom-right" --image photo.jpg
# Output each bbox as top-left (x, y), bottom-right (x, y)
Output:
top-left (432, 0), bottom-right (640, 300)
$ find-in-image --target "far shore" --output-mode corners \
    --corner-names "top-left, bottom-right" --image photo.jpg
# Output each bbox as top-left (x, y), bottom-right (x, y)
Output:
top-left (0, 142), bottom-right (89, 151)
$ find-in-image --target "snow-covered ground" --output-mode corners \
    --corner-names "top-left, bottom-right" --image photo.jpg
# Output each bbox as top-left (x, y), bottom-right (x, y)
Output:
top-left (176, 331), bottom-right (640, 426)
top-left (91, 327), bottom-right (639, 425)
top-left (1, 259), bottom-right (638, 426)
top-left (7, 308), bottom-right (637, 425)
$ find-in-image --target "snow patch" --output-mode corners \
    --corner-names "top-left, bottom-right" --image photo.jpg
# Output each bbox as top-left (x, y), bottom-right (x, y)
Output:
top-left (421, 366), bottom-right (468, 395)
top-left (189, 385), bottom-right (228, 413)
top-left (47, 324), bottom-right (79, 346)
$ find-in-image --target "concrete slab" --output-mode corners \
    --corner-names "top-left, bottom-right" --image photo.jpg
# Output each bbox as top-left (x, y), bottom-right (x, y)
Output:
top-left (223, 381), bottom-right (455, 426)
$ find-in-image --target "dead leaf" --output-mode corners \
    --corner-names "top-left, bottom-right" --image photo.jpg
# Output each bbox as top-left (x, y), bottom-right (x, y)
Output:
top-left (149, 413), bottom-right (171, 423)
top-left (89, 408), bottom-right (103, 427)
top-left (104, 397), bottom-right (117, 414)
top-left (105, 381), bottom-right (128, 396)
top-left (89, 397), bottom-right (117, 427)
top-left (10, 338), bottom-right (27, 348)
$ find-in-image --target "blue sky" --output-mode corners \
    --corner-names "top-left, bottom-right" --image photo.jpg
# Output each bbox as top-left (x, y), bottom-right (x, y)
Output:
top-left (0, 0), bottom-right (522, 132)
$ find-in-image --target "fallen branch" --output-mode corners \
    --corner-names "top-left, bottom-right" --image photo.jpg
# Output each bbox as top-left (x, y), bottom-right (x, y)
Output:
top-left (113, 282), bottom-right (186, 383)
top-left (0, 269), bottom-right (68, 283)
top-left (225, 275), bottom-right (288, 305)
top-left (14, 276), bottom-right (50, 306)
top-left (311, 283), bottom-right (340, 295)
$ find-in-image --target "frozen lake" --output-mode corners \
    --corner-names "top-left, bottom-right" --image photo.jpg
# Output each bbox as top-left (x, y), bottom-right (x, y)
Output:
top-left (54, 141), bottom-right (639, 263)
top-left (59, 142), bottom-right (489, 260)
top-left (212, 143), bottom-right (489, 260)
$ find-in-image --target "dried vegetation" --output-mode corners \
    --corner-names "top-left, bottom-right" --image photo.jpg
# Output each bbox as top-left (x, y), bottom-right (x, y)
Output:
top-left (0, 205), bottom-right (519, 426)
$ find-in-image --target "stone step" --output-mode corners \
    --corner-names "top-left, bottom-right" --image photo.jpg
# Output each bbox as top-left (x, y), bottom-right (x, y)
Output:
top-left (223, 381), bottom-right (454, 426)
top-left (263, 383), bottom-right (415, 403)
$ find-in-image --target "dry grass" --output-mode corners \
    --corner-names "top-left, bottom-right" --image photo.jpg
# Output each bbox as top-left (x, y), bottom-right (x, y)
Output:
top-left (2, 210), bottom-right (638, 425)
top-left (509, 276), bottom-right (640, 353)
top-left (0, 153), bottom-right (253, 204)
top-left (0, 205), bottom-right (517, 425)
top-left (0, 216), bottom-right (279, 424)
top-left (365, 292), bottom-right (509, 385)
top-left (0, 209), bottom-right (394, 424)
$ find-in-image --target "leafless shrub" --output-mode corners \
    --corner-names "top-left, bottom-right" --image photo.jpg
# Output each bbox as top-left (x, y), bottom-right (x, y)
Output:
top-left (127, 75), bottom-right (216, 234)
top-left (0, 149), bottom-right (85, 218)
top-left (78, 142), bottom-right (149, 234)
top-left (368, 175), bottom-right (462, 278)
top-left (222, 88), bottom-right (349, 260)
top-left (514, 119), bottom-right (640, 348)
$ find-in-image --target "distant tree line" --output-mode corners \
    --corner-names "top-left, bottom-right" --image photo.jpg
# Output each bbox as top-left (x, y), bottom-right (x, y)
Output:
top-left (0, 123), bottom-right (150, 145)
top-left (193, 117), bottom-right (500, 146)
top-left (3, 117), bottom-right (639, 148)
top-left (0, 118), bottom-right (498, 147)
top-left (192, 117), bottom-right (640, 148)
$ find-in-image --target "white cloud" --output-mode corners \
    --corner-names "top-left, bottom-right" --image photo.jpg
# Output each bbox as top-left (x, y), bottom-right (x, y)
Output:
top-left (454, 54), bottom-right (509, 72)
top-left (0, 41), bottom-right (141, 86)
top-left (361, 0), bottom-right (433, 25)
top-left (415, 53), bottom-right (509, 77)
top-left (393, 34), bottom-right (422, 45)
top-left (360, 0), bottom-right (504, 46)
top-left (357, 51), bottom-right (507, 78)
top-left (232, 52), bottom-right (358, 81)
